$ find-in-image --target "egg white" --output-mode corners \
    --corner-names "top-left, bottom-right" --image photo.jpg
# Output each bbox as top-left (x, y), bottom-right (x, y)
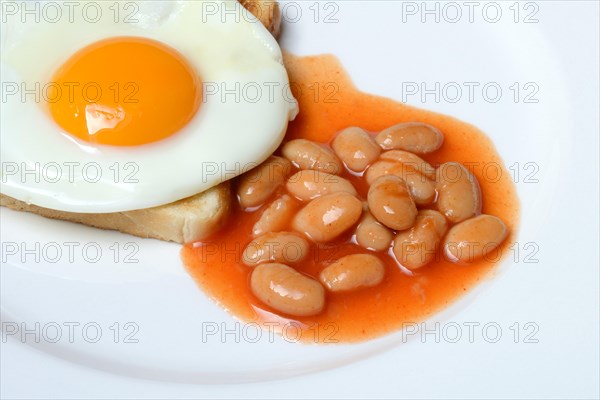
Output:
top-left (1, 0), bottom-right (298, 212)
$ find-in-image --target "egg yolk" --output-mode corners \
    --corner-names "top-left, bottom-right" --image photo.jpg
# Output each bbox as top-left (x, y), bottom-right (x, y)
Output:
top-left (49, 37), bottom-right (201, 146)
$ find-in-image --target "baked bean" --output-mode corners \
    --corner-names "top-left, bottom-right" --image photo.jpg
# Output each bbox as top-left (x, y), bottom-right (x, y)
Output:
top-left (331, 127), bottom-right (381, 172)
top-left (366, 160), bottom-right (436, 205)
top-left (418, 210), bottom-right (448, 236)
top-left (292, 192), bottom-right (362, 242)
top-left (237, 156), bottom-right (291, 209)
top-left (242, 232), bottom-right (310, 266)
top-left (252, 195), bottom-right (296, 237)
top-left (282, 139), bottom-right (343, 175)
top-left (393, 210), bottom-right (448, 270)
top-left (251, 263), bottom-right (325, 316)
top-left (367, 175), bottom-right (418, 230)
top-left (355, 210), bottom-right (394, 251)
top-left (319, 254), bottom-right (385, 291)
top-left (375, 122), bottom-right (444, 154)
top-left (379, 150), bottom-right (436, 180)
top-left (443, 214), bottom-right (508, 263)
top-left (286, 170), bottom-right (357, 201)
top-left (365, 159), bottom-right (397, 185)
top-left (436, 162), bottom-right (481, 223)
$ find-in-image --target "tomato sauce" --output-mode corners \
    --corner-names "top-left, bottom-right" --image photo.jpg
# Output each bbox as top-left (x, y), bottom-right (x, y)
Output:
top-left (182, 54), bottom-right (520, 343)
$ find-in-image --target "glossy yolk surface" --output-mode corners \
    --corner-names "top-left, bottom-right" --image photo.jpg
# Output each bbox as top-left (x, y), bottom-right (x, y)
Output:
top-left (182, 53), bottom-right (520, 343)
top-left (49, 37), bottom-right (201, 146)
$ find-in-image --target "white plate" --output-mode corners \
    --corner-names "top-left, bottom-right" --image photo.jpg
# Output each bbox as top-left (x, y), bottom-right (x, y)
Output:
top-left (2, 1), bottom-right (599, 398)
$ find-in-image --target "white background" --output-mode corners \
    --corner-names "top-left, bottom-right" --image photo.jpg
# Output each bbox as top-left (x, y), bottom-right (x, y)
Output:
top-left (1, 1), bottom-right (599, 399)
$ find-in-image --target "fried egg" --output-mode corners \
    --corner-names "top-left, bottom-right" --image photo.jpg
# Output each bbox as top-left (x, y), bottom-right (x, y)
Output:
top-left (1, 0), bottom-right (298, 212)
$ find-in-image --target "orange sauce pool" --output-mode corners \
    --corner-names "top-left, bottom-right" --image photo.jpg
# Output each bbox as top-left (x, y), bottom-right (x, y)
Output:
top-left (182, 54), bottom-right (520, 343)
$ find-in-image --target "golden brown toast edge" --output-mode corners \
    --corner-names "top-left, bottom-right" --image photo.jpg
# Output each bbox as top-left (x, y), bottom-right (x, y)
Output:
top-left (240, 0), bottom-right (282, 37)
top-left (0, 183), bottom-right (231, 244)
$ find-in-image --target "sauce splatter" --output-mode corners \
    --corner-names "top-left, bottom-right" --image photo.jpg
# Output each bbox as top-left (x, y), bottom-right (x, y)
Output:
top-left (182, 54), bottom-right (520, 343)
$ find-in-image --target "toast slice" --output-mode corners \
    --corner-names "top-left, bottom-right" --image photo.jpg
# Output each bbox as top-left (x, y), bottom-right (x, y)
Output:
top-left (0, 0), bottom-right (281, 244)
top-left (1, 184), bottom-right (231, 243)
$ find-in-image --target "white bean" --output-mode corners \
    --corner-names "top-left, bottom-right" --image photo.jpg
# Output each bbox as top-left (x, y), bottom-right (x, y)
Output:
top-left (282, 139), bottom-right (343, 175)
top-left (237, 156), bottom-right (291, 209)
top-left (379, 150), bottom-right (436, 180)
top-left (251, 263), bottom-right (325, 316)
top-left (320, 254), bottom-right (385, 291)
top-left (443, 214), bottom-right (508, 263)
top-left (286, 170), bottom-right (357, 201)
top-left (355, 211), bottom-right (394, 251)
top-left (252, 195), bottom-right (296, 237)
top-left (436, 162), bottom-right (481, 223)
top-left (375, 122), bottom-right (444, 154)
top-left (392, 210), bottom-right (448, 270)
top-left (292, 192), bottom-right (363, 242)
top-left (367, 175), bottom-right (417, 230)
top-left (243, 232), bottom-right (310, 266)
top-left (331, 127), bottom-right (381, 172)
top-left (366, 159), bottom-right (436, 205)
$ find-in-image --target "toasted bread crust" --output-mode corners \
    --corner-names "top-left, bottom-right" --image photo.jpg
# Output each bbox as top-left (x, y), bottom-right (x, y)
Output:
top-left (240, 0), bottom-right (281, 37)
top-left (1, 183), bottom-right (231, 243)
